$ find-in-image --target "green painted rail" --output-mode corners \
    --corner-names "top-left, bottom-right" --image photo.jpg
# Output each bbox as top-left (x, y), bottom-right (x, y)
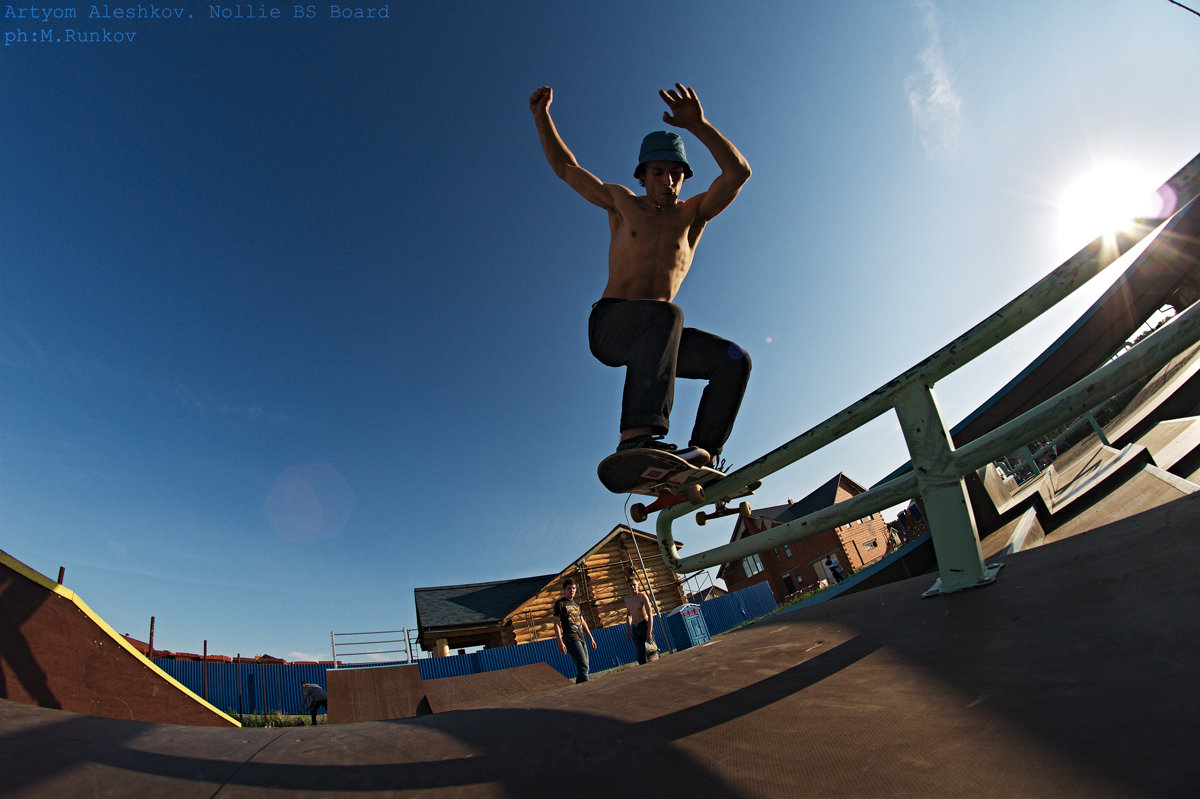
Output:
top-left (655, 151), bottom-right (1200, 596)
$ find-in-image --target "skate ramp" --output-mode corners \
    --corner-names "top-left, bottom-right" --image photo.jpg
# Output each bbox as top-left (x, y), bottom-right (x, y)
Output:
top-left (326, 663), bottom-right (426, 723)
top-left (0, 549), bottom-right (237, 727)
top-left (875, 197), bottom-right (1200, 506)
top-left (421, 662), bottom-right (567, 714)
top-left (3, 492), bottom-right (1199, 796)
top-left (1134, 416), bottom-right (1200, 473)
top-left (327, 661), bottom-right (567, 723)
top-left (952, 197), bottom-right (1200, 448)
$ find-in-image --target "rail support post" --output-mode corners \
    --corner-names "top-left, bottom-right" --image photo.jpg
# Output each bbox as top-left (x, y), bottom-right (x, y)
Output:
top-left (894, 382), bottom-right (1001, 597)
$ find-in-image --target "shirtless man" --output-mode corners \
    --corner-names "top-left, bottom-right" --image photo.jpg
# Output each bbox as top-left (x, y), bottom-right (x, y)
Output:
top-left (530, 84), bottom-right (752, 466)
top-left (624, 576), bottom-right (655, 664)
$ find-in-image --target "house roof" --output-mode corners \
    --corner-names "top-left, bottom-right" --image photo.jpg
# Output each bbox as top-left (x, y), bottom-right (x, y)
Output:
top-left (413, 526), bottom-right (664, 639)
top-left (415, 574), bottom-right (559, 630)
top-left (573, 525), bottom-right (658, 565)
top-left (718, 473), bottom-right (868, 576)
top-left (412, 525), bottom-right (657, 633)
top-left (771, 473), bottom-right (854, 523)
top-left (730, 473), bottom-right (851, 541)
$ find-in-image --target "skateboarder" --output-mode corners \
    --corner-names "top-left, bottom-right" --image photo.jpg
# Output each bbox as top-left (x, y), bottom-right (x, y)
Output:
top-left (530, 84), bottom-right (752, 467)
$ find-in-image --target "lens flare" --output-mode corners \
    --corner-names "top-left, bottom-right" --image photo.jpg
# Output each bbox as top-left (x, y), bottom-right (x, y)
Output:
top-left (265, 463), bottom-right (355, 541)
top-left (1057, 162), bottom-right (1170, 251)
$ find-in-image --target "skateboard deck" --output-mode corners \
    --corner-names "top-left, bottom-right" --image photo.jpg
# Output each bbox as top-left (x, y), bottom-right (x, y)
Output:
top-left (597, 448), bottom-right (722, 496)
top-left (597, 448), bottom-right (759, 523)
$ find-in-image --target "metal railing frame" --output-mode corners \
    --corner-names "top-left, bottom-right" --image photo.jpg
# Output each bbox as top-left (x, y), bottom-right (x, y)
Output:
top-left (330, 628), bottom-right (417, 667)
top-left (655, 152), bottom-right (1200, 597)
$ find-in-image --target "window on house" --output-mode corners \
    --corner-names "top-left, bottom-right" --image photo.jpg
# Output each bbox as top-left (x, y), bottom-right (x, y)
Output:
top-left (742, 553), bottom-right (764, 577)
top-left (783, 544), bottom-right (793, 558)
top-left (863, 539), bottom-right (878, 550)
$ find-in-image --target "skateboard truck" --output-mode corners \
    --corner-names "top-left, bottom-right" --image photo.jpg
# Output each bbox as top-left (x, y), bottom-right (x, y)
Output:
top-left (695, 500), bottom-right (753, 527)
top-left (630, 483), bottom-right (706, 523)
top-left (629, 481), bottom-right (760, 525)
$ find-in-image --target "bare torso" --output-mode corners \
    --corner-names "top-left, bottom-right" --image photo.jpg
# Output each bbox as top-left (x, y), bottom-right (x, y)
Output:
top-left (624, 590), bottom-right (651, 624)
top-left (602, 193), bottom-right (707, 302)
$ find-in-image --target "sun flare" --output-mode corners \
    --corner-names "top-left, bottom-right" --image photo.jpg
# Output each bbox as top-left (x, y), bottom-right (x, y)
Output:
top-left (1056, 162), bottom-right (1171, 251)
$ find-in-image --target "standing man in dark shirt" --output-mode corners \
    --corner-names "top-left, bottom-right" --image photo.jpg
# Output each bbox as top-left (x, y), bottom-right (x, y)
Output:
top-left (553, 578), bottom-right (598, 683)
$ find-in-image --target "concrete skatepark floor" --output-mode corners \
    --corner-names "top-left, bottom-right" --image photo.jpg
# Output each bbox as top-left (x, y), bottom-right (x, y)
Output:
top-left (4, 491), bottom-right (1199, 797)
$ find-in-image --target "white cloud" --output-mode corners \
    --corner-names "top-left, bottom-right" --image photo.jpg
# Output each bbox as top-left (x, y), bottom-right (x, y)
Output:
top-left (905, 0), bottom-right (963, 160)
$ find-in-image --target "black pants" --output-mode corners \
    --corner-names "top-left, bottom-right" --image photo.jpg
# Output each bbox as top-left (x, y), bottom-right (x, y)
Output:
top-left (588, 299), bottom-right (751, 456)
top-left (309, 700), bottom-right (326, 724)
top-left (631, 621), bottom-right (650, 665)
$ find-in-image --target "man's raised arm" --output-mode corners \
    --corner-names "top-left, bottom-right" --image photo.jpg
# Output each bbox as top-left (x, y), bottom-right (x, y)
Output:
top-left (659, 84), bottom-right (751, 222)
top-left (530, 86), bottom-right (619, 209)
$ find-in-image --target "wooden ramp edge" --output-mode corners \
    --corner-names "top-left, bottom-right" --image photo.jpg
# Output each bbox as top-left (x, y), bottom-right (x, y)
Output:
top-left (423, 662), bottom-right (568, 714)
top-left (0, 548), bottom-right (238, 727)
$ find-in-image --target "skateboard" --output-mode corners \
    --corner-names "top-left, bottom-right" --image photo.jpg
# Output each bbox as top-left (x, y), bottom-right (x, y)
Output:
top-left (597, 448), bottom-right (759, 524)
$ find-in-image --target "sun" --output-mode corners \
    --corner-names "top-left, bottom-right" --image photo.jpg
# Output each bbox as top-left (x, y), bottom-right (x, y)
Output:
top-left (1056, 162), bottom-right (1170, 251)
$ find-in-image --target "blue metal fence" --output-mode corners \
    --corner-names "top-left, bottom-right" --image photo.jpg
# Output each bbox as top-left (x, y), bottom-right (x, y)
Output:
top-left (153, 660), bottom-right (329, 716)
top-left (155, 582), bottom-right (782, 709)
top-left (696, 581), bottom-right (777, 635)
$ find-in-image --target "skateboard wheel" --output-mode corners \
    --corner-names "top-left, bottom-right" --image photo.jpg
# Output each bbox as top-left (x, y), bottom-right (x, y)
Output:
top-left (695, 511), bottom-right (707, 526)
top-left (630, 504), bottom-right (648, 523)
top-left (686, 484), bottom-right (705, 505)
top-left (738, 501), bottom-right (751, 517)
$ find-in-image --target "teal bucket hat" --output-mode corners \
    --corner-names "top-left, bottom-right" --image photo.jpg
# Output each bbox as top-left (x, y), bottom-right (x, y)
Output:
top-left (634, 131), bottom-right (693, 180)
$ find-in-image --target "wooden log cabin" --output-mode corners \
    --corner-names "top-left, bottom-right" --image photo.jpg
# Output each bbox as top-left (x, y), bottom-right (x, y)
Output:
top-left (415, 526), bottom-right (687, 656)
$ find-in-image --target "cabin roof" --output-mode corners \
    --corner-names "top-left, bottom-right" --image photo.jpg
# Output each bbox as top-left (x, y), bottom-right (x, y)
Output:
top-left (414, 574), bottom-right (559, 630)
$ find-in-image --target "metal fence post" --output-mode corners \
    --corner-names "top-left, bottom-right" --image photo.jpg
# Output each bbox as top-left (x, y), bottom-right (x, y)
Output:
top-left (1087, 411), bottom-right (1112, 446)
top-left (894, 382), bottom-right (1001, 596)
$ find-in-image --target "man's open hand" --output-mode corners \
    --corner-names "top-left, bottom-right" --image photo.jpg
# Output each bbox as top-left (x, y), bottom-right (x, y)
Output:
top-left (660, 83), bottom-right (704, 129)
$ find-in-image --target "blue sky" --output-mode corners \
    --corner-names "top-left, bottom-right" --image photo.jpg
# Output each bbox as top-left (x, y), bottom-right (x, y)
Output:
top-left (3, 1), bottom-right (1199, 661)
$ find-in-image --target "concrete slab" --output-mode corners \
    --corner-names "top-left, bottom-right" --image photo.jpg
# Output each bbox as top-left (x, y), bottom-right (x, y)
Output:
top-left (1045, 464), bottom-right (1196, 544)
top-left (963, 335), bottom-right (1200, 536)
top-left (979, 462), bottom-right (1050, 515)
top-left (1106, 341), bottom-right (1200, 446)
top-left (1047, 440), bottom-right (1118, 494)
top-left (1136, 416), bottom-right (1200, 471)
top-left (4, 492), bottom-right (1200, 797)
top-left (1047, 444), bottom-right (1149, 515)
top-left (979, 507), bottom-right (1044, 558)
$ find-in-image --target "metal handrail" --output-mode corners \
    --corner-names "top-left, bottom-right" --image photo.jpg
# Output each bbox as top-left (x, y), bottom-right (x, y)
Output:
top-left (655, 151), bottom-right (1200, 595)
top-left (330, 628), bottom-right (417, 667)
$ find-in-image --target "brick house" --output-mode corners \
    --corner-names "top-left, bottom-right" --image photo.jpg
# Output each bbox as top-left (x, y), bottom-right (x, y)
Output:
top-left (717, 473), bottom-right (891, 602)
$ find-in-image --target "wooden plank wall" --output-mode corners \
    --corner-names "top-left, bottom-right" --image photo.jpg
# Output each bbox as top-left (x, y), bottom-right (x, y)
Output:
top-left (506, 529), bottom-right (686, 646)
